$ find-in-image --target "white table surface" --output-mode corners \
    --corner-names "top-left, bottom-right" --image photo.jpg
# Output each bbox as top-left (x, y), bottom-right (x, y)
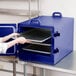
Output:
top-left (19, 51), bottom-right (76, 75)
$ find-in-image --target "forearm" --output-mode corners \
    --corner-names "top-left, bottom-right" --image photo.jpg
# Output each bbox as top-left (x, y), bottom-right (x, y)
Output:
top-left (6, 39), bottom-right (18, 49)
top-left (6, 37), bottom-right (29, 49)
top-left (1, 33), bottom-right (19, 42)
top-left (2, 34), bottom-right (14, 42)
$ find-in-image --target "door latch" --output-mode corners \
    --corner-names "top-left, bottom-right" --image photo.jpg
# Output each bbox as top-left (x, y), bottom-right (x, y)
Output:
top-left (54, 31), bottom-right (60, 37)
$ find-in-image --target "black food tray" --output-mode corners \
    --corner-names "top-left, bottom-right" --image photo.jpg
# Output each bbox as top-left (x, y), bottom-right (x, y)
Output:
top-left (20, 28), bottom-right (51, 42)
top-left (22, 44), bottom-right (51, 54)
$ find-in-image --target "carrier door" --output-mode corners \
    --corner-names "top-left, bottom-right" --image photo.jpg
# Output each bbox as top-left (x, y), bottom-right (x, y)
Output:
top-left (0, 24), bottom-right (16, 56)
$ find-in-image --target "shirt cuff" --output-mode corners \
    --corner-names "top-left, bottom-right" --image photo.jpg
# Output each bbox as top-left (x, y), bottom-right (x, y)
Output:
top-left (0, 43), bottom-right (8, 54)
top-left (0, 38), bottom-right (3, 43)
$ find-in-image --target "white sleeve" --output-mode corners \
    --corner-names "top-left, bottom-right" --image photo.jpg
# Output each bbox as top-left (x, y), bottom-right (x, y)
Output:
top-left (0, 43), bottom-right (8, 54)
top-left (0, 38), bottom-right (3, 43)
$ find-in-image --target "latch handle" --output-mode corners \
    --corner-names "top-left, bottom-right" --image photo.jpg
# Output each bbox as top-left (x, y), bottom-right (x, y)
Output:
top-left (54, 48), bottom-right (59, 54)
top-left (54, 31), bottom-right (60, 37)
top-left (52, 12), bottom-right (62, 18)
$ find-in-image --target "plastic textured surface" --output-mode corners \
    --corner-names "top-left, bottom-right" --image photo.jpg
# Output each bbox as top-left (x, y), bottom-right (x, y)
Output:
top-left (0, 24), bottom-right (17, 56)
top-left (18, 12), bottom-right (74, 65)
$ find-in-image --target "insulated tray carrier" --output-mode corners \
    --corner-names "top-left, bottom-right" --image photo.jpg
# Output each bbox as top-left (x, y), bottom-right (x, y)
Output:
top-left (18, 12), bottom-right (74, 65)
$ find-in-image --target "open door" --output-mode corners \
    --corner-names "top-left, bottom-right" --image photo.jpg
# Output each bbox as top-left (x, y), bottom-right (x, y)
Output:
top-left (0, 24), bottom-right (17, 56)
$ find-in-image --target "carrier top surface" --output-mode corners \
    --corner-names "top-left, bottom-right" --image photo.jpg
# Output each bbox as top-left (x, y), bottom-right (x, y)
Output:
top-left (18, 16), bottom-right (74, 27)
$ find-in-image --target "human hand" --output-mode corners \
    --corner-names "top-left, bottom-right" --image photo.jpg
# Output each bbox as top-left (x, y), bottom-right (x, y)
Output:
top-left (16, 37), bottom-right (30, 44)
top-left (2, 33), bottom-right (20, 42)
top-left (10, 33), bottom-right (20, 38)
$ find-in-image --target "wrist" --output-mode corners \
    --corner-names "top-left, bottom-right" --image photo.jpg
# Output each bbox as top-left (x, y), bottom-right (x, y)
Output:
top-left (15, 38), bottom-right (19, 44)
top-left (6, 39), bottom-right (18, 49)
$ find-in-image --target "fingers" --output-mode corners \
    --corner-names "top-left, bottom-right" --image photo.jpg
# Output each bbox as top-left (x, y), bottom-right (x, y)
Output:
top-left (25, 39), bottom-right (31, 43)
top-left (16, 37), bottom-right (31, 44)
top-left (10, 33), bottom-right (20, 39)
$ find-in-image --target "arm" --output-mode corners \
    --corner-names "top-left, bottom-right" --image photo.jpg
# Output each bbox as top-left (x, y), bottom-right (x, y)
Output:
top-left (6, 37), bottom-right (30, 49)
top-left (0, 37), bottom-right (30, 54)
top-left (1, 33), bottom-right (19, 42)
